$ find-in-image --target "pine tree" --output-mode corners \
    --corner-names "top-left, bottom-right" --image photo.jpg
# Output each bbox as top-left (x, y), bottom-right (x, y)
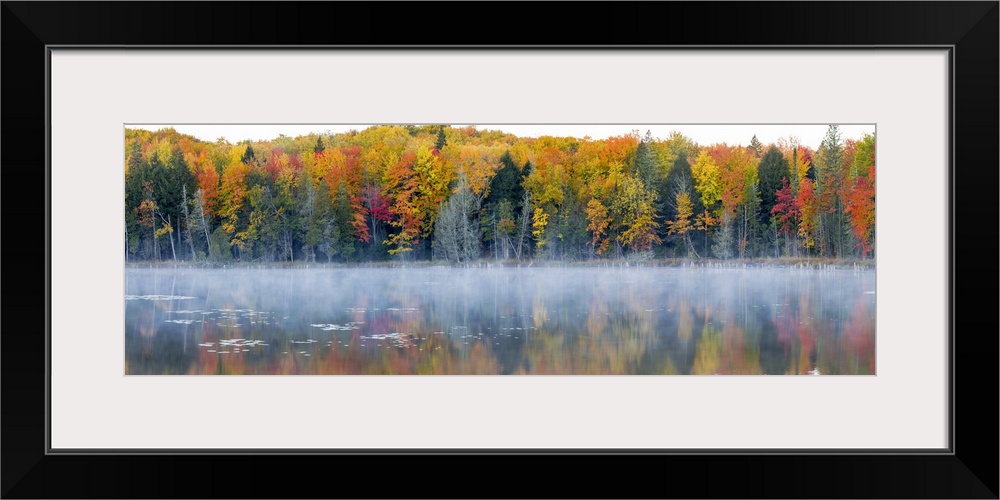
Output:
top-left (314, 179), bottom-right (335, 262)
top-left (435, 126), bottom-right (447, 151)
top-left (757, 145), bottom-right (791, 227)
top-left (817, 125), bottom-right (850, 258)
top-left (632, 130), bottom-right (659, 188)
top-left (242, 141), bottom-right (256, 164)
top-left (331, 181), bottom-right (356, 261)
top-left (486, 151), bottom-right (525, 210)
top-left (749, 134), bottom-right (763, 158)
top-left (659, 151), bottom-right (702, 254)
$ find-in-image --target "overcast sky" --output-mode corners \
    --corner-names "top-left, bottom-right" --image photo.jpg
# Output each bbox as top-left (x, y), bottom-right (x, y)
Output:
top-left (131, 124), bottom-right (875, 150)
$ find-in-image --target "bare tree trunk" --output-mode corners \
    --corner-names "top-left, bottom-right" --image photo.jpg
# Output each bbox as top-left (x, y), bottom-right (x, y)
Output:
top-left (704, 225), bottom-right (708, 257)
top-left (167, 215), bottom-right (177, 261)
top-left (152, 216), bottom-right (159, 260)
top-left (515, 192), bottom-right (532, 261)
top-left (195, 189), bottom-right (212, 256)
top-left (182, 186), bottom-right (195, 260)
top-left (739, 207), bottom-right (749, 259)
top-left (685, 233), bottom-right (700, 259)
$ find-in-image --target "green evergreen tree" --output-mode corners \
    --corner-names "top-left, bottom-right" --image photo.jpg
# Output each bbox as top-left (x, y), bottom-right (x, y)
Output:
top-left (483, 152), bottom-right (532, 258)
top-left (209, 226), bottom-right (233, 262)
top-left (435, 126), bottom-right (447, 150)
top-left (757, 145), bottom-right (790, 227)
top-left (331, 181), bottom-right (356, 261)
top-left (242, 141), bottom-right (256, 164)
top-left (817, 125), bottom-right (850, 257)
top-left (124, 141), bottom-right (146, 259)
top-left (314, 179), bottom-right (336, 262)
top-left (297, 173), bottom-right (319, 262)
top-left (632, 130), bottom-right (660, 188)
top-left (486, 151), bottom-right (525, 210)
top-left (659, 151), bottom-right (703, 255)
top-left (749, 134), bottom-right (763, 158)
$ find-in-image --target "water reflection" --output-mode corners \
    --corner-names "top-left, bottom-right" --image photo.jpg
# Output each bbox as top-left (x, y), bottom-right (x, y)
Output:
top-left (124, 267), bottom-right (875, 375)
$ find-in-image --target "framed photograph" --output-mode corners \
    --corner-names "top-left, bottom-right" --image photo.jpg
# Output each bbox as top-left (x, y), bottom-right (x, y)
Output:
top-left (119, 120), bottom-right (879, 379)
top-left (3, 2), bottom-right (996, 498)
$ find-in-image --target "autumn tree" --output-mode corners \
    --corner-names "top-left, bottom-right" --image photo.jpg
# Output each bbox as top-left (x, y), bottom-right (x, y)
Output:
top-left (361, 184), bottom-right (392, 258)
top-left (665, 192), bottom-right (697, 258)
top-left (689, 150), bottom-right (723, 257)
top-left (412, 145), bottom-right (453, 253)
top-left (771, 177), bottom-right (800, 256)
top-left (710, 145), bottom-right (758, 258)
top-left (612, 175), bottom-right (660, 254)
top-left (218, 158), bottom-right (250, 259)
top-left (524, 149), bottom-right (566, 257)
top-left (383, 152), bottom-right (422, 256)
top-left (653, 131), bottom-right (700, 175)
top-left (382, 145), bottom-right (453, 257)
top-left (844, 162), bottom-right (875, 258)
top-left (585, 198), bottom-right (612, 256)
top-left (122, 126), bottom-right (873, 265)
top-left (196, 152), bottom-right (220, 217)
top-left (796, 178), bottom-right (818, 253)
top-left (271, 163), bottom-right (299, 262)
top-left (842, 133), bottom-right (876, 258)
top-left (691, 150), bottom-right (722, 213)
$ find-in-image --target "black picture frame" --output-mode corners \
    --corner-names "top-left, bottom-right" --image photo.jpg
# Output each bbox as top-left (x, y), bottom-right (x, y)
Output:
top-left (3, 2), bottom-right (996, 498)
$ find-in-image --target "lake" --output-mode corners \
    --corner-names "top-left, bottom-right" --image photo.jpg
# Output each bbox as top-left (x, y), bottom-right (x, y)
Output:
top-left (124, 266), bottom-right (875, 375)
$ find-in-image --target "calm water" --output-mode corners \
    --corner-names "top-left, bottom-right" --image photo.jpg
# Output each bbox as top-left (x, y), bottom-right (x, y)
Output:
top-left (124, 266), bottom-right (875, 375)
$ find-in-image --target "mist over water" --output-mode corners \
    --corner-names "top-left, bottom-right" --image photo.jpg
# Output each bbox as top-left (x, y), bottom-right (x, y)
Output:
top-left (124, 267), bottom-right (875, 375)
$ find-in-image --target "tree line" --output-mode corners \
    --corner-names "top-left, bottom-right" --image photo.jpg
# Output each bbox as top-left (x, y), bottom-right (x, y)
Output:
top-left (125, 125), bottom-right (875, 264)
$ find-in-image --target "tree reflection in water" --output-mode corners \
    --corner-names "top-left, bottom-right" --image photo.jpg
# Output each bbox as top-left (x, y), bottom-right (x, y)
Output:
top-left (124, 267), bottom-right (875, 375)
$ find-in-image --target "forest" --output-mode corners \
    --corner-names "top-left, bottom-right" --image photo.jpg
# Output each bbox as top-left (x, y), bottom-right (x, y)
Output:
top-left (124, 125), bottom-right (875, 264)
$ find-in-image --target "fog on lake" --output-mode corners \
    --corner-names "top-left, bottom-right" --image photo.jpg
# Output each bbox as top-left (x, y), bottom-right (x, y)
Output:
top-left (124, 266), bottom-right (875, 375)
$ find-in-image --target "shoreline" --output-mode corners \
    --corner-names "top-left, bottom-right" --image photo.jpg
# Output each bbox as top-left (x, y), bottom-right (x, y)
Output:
top-left (125, 257), bottom-right (875, 271)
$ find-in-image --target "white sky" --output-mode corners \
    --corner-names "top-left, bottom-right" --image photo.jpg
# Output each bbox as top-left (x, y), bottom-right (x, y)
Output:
top-left (131, 124), bottom-right (875, 150)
